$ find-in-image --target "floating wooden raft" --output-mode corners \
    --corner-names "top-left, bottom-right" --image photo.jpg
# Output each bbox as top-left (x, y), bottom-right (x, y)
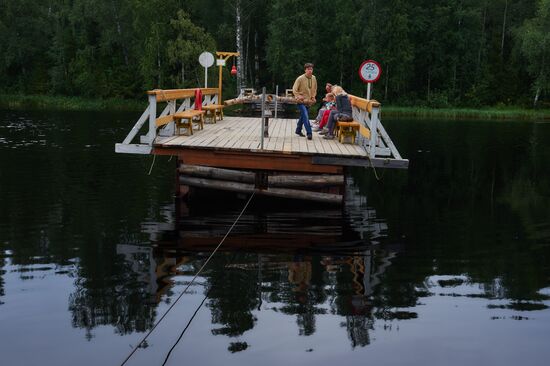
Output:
top-left (115, 87), bottom-right (408, 205)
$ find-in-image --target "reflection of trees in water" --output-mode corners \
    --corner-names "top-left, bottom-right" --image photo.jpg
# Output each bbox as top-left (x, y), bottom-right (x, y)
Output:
top-left (206, 255), bottom-right (260, 338)
top-left (0, 256), bottom-right (5, 304)
top-left (68, 246), bottom-right (162, 337)
top-left (198, 249), bottom-right (401, 349)
top-left (344, 316), bottom-right (373, 348)
top-left (59, 175), bottom-right (403, 349)
top-left (280, 259), bottom-right (327, 336)
top-left (68, 282), bottom-right (157, 339)
top-left (356, 120), bottom-right (550, 304)
top-left (163, 177), bottom-right (403, 350)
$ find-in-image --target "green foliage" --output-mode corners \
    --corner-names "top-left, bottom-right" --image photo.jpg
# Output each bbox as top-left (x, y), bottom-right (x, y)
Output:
top-left (266, 0), bottom-right (319, 85)
top-left (516, 0), bottom-right (550, 105)
top-left (166, 10), bottom-right (216, 88)
top-left (0, 0), bottom-right (548, 107)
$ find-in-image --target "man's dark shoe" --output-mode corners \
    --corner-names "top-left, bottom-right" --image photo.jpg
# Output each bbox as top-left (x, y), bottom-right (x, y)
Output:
top-left (307, 135), bottom-right (312, 140)
top-left (295, 132), bottom-right (305, 137)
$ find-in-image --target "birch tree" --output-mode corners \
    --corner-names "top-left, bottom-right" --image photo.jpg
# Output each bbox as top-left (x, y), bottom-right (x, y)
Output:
top-left (517, 0), bottom-right (550, 106)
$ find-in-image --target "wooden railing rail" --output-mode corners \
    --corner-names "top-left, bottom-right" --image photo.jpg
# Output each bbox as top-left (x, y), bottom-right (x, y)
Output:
top-left (147, 88), bottom-right (220, 102)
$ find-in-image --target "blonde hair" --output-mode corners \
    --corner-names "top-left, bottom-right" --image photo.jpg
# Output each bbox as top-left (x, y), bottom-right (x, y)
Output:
top-left (331, 85), bottom-right (347, 96)
top-left (325, 92), bottom-right (335, 99)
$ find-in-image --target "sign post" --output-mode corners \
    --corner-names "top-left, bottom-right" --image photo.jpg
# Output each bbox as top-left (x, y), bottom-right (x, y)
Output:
top-left (359, 60), bottom-right (382, 100)
top-left (198, 52), bottom-right (215, 88)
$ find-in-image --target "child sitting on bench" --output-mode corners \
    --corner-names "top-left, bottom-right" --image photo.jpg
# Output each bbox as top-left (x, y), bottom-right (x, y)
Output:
top-left (312, 92), bottom-right (336, 131)
top-left (319, 85), bottom-right (353, 139)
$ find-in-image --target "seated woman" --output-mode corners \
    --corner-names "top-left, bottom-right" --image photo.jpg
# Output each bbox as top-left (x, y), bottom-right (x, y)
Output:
top-left (319, 85), bottom-right (352, 139)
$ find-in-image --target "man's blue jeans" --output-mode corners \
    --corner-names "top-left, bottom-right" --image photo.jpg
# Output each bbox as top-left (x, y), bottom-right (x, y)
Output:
top-left (295, 104), bottom-right (312, 136)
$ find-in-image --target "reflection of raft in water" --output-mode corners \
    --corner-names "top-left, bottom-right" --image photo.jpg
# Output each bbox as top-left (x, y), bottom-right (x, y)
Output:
top-left (152, 177), bottom-right (390, 254)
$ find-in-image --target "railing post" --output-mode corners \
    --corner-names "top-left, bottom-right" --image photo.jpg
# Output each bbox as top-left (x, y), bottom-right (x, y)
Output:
top-left (274, 85), bottom-right (279, 120)
top-left (260, 87), bottom-right (266, 149)
top-left (369, 106), bottom-right (379, 158)
top-left (147, 94), bottom-right (157, 144)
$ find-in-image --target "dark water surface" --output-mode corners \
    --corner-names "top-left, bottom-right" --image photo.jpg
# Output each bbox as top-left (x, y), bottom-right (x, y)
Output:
top-left (1, 110), bottom-right (549, 366)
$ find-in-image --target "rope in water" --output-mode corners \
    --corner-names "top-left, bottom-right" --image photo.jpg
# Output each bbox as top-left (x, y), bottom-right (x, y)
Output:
top-left (147, 154), bottom-right (156, 175)
top-left (368, 157), bottom-right (386, 181)
top-left (120, 191), bottom-right (256, 366)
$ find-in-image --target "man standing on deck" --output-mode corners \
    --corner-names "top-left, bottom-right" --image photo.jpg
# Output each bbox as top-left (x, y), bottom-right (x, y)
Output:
top-left (292, 63), bottom-right (317, 140)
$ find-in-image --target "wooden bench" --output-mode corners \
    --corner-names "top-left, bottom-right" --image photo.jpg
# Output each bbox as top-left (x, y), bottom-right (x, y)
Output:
top-left (155, 110), bottom-right (205, 136)
top-left (335, 121), bottom-right (361, 144)
top-left (174, 110), bottom-right (204, 135)
top-left (202, 104), bottom-right (224, 124)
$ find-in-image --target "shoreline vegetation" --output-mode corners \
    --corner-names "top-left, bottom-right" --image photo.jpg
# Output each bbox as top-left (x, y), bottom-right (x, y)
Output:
top-left (381, 106), bottom-right (550, 120)
top-left (1, 94), bottom-right (549, 120)
top-left (0, 94), bottom-right (146, 112)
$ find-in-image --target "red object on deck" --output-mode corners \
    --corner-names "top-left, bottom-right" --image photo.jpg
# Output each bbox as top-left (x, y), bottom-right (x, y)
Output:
top-left (194, 88), bottom-right (202, 110)
top-left (319, 109), bottom-right (331, 129)
top-left (231, 65), bottom-right (237, 76)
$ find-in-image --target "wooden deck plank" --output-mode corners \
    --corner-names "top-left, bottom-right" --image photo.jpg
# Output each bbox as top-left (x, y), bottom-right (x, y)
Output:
top-left (264, 118), bottom-right (279, 151)
top-left (311, 132), bottom-right (325, 155)
top-left (283, 118), bottom-right (294, 153)
top-left (279, 119), bottom-right (287, 151)
top-left (334, 138), bottom-right (352, 155)
top-left (325, 138), bottom-right (341, 156)
top-left (201, 127), bottom-right (228, 147)
top-left (274, 119), bottom-right (285, 151)
top-left (219, 117), bottom-right (248, 149)
top-left (268, 118), bottom-right (282, 151)
top-left (157, 115), bottom-right (368, 158)
top-left (334, 140), bottom-right (352, 156)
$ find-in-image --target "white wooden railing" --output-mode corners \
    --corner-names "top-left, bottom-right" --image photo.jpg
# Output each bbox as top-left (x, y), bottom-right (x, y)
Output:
top-left (349, 95), bottom-right (403, 161)
top-left (115, 88), bottom-right (406, 168)
top-left (115, 88), bottom-right (220, 154)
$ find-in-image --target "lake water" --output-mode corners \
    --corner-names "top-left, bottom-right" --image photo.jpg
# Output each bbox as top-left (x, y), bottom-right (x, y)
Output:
top-left (1, 110), bottom-right (549, 366)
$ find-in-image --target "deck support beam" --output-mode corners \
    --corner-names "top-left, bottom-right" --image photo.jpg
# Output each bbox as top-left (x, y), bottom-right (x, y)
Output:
top-left (154, 148), bottom-right (343, 174)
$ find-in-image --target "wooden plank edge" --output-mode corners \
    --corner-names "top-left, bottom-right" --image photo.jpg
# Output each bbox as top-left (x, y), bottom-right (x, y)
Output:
top-left (312, 156), bottom-right (409, 169)
top-left (115, 143), bottom-right (152, 155)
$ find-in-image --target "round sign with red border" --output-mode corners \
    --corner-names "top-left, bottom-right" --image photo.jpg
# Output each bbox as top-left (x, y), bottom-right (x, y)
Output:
top-left (359, 60), bottom-right (382, 83)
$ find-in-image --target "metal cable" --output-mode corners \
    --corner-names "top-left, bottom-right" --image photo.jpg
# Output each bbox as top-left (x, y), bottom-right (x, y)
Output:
top-left (120, 191), bottom-right (256, 366)
top-left (147, 154), bottom-right (157, 175)
top-left (160, 285), bottom-right (212, 366)
top-left (368, 157), bottom-right (386, 181)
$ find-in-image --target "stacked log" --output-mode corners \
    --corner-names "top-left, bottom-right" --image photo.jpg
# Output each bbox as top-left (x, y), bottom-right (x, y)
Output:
top-left (178, 164), bottom-right (344, 204)
top-left (274, 96), bottom-right (299, 104)
top-left (224, 94), bottom-right (275, 105)
top-left (224, 95), bottom-right (260, 106)
top-left (224, 95), bottom-right (314, 106)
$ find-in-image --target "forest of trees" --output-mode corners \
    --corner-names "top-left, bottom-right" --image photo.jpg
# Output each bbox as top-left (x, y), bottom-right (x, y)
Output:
top-left (1, 0), bottom-right (549, 107)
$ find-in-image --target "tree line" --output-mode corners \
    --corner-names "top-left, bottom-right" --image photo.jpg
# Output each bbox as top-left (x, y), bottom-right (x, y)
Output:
top-left (1, 0), bottom-right (549, 107)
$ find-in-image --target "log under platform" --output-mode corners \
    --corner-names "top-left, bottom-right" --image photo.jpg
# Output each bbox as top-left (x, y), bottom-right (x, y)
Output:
top-left (151, 116), bottom-right (405, 205)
